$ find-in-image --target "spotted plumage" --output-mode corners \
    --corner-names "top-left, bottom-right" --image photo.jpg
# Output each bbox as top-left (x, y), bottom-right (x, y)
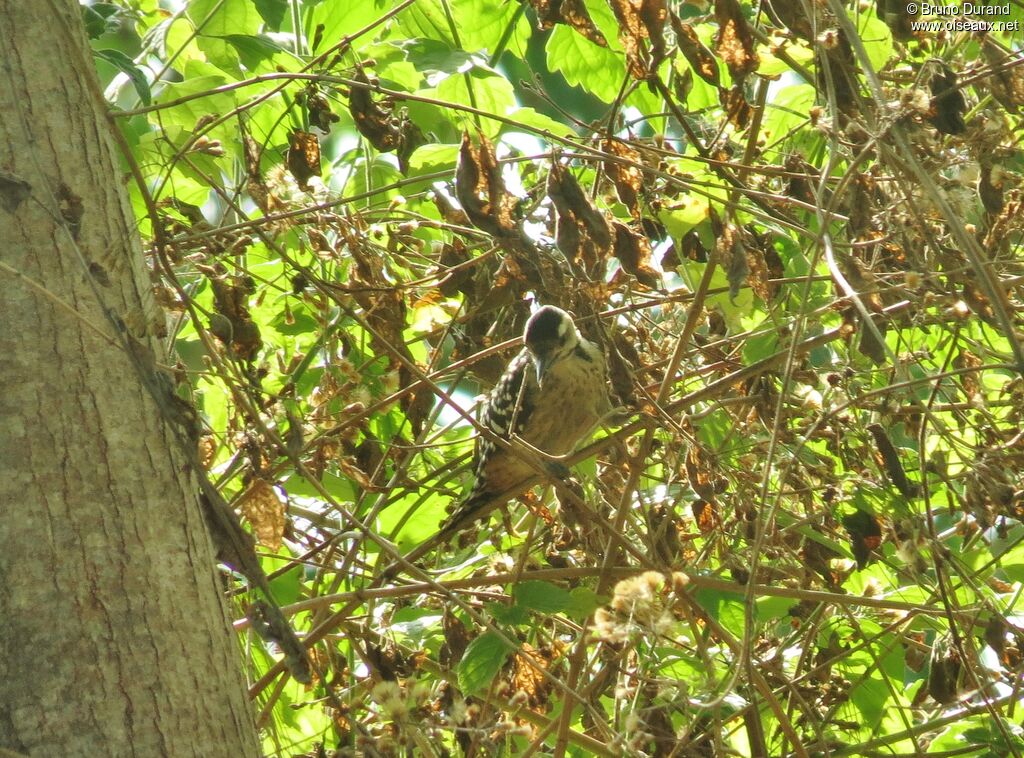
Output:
top-left (439, 305), bottom-right (612, 536)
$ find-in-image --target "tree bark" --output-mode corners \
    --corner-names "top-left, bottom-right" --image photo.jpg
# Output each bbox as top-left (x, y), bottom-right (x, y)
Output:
top-left (0, 2), bottom-right (261, 755)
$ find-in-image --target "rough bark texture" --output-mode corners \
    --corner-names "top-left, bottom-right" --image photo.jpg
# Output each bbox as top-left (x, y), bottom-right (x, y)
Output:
top-left (0, 2), bottom-right (261, 755)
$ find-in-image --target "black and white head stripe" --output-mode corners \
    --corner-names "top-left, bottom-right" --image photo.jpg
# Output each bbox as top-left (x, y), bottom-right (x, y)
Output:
top-left (524, 305), bottom-right (573, 348)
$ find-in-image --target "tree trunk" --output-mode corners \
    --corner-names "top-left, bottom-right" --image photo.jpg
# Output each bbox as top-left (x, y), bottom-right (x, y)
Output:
top-left (0, 2), bottom-right (261, 755)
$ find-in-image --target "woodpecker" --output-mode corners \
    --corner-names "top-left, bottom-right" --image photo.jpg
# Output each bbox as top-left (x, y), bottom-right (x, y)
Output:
top-left (439, 305), bottom-right (613, 537)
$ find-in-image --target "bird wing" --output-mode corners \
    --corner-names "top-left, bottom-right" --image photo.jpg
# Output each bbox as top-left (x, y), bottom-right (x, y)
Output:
top-left (473, 348), bottom-right (534, 474)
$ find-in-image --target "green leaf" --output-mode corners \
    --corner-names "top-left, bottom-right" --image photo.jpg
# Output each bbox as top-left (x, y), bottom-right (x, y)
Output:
top-left (487, 602), bottom-right (530, 626)
top-left (694, 588), bottom-right (747, 637)
top-left (269, 306), bottom-right (319, 336)
top-left (221, 34), bottom-right (290, 71)
top-left (453, 0), bottom-right (530, 58)
top-left (513, 581), bottom-right (574, 613)
top-left (742, 328), bottom-right (779, 364)
top-left (253, 0), bottom-right (287, 31)
top-left (566, 588), bottom-right (603, 619)
top-left (457, 631), bottom-right (512, 694)
top-left (502, 107), bottom-right (575, 139)
top-left (407, 143), bottom-right (460, 176)
top-left (658, 197), bottom-right (710, 240)
top-left (546, 24), bottom-right (625, 103)
top-left (397, 0), bottom-right (456, 47)
top-left (267, 563), bottom-right (303, 607)
top-left (95, 49), bottom-right (151, 105)
top-left (404, 38), bottom-right (474, 74)
top-left (154, 66), bottom-right (235, 130)
top-left (432, 66), bottom-right (516, 136)
top-left (189, 0), bottom-right (261, 36)
top-left (312, 0), bottom-right (390, 52)
top-left (82, 3), bottom-right (122, 38)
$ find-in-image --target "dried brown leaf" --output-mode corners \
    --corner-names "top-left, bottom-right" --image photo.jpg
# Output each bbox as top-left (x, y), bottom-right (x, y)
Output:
top-left (719, 84), bottom-right (752, 130)
top-left (715, 0), bottom-right (759, 80)
top-left (287, 129), bottom-right (321, 190)
top-left (928, 65), bottom-right (966, 135)
top-left (670, 14), bottom-right (720, 87)
top-left (349, 69), bottom-right (401, 151)
top-left (239, 478), bottom-right (285, 551)
top-left (609, 0), bottom-right (668, 79)
top-left (548, 161), bottom-right (612, 270)
top-left (983, 39), bottom-right (1024, 114)
top-left (841, 509), bottom-right (882, 569)
top-left (876, 0), bottom-right (919, 40)
top-left (612, 222), bottom-right (661, 288)
top-left (716, 223), bottom-right (747, 301)
top-left (867, 423), bottom-right (915, 498)
top-left (979, 163), bottom-right (1004, 214)
top-left (455, 131), bottom-right (517, 236)
top-left (954, 349), bottom-right (983, 400)
top-left (602, 139), bottom-right (644, 218)
top-left (530, 0), bottom-right (607, 46)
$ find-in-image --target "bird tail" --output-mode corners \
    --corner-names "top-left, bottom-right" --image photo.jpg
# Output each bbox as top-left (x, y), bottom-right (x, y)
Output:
top-left (437, 489), bottom-right (497, 542)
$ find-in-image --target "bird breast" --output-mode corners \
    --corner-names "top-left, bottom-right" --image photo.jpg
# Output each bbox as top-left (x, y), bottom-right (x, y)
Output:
top-left (519, 342), bottom-right (610, 455)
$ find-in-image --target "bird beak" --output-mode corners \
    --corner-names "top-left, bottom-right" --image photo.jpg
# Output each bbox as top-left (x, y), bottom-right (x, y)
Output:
top-left (534, 353), bottom-right (552, 385)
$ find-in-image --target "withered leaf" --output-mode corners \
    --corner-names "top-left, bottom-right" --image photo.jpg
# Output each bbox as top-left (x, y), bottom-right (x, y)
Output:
top-left (210, 271), bottom-right (263, 360)
top-left (841, 509), bottom-right (882, 569)
top-left (716, 223), bottom-right (747, 301)
top-left (685, 444), bottom-right (718, 501)
top-left (509, 643), bottom-right (557, 710)
top-left (238, 478), bottom-right (285, 551)
top-left (765, 0), bottom-right (815, 40)
top-left (305, 87), bottom-right (339, 133)
top-left (692, 498), bottom-right (719, 534)
top-left (349, 69), bottom-right (401, 151)
top-left (437, 240), bottom-right (473, 297)
top-left (743, 229), bottom-right (782, 303)
top-left (720, 84), bottom-right (752, 130)
top-left (612, 222), bottom-right (661, 288)
top-left (876, 0), bottom-right (917, 40)
top-left (954, 349), bottom-right (982, 400)
top-left (928, 65), bottom-right (966, 135)
top-left (548, 161), bottom-right (612, 270)
top-left (609, 0), bottom-right (668, 79)
top-left (851, 310), bottom-right (886, 365)
top-left (803, 539), bottom-right (841, 588)
top-left (349, 70), bottom-right (426, 173)
top-left (433, 191), bottom-right (471, 227)
top-left (928, 641), bottom-right (962, 705)
top-left (979, 163), bottom-right (1004, 214)
top-left (607, 334), bottom-right (638, 407)
top-left (670, 14), bottom-right (720, 87)
top-left (867, 423), bottom-right (916, 498)
top-left (680, 229), bottom-right (708, 262)
top-left (440, 610), bottom-right (470, 667)
top-left (715, 0), bottom-right (759, 80)
top-left (242, 133), bottom-right (274, 215)
top-left (784, 153), bottom-right (818, 207)
top-left (985, 615), bottom-right (1007, 658)
top-left (823, 33), bottom-right (859, 115)
top-left (962, 281), bottom-right (997, 324)
top-left (455, 131), bottom-right (517, 237)
top-left (530, 0), bottom-right (607, 46)
top-left (672, 65), bottom-right (694, 104)
top-left (287, 129), bottom-right (321, 190)
top-left (982, 38), bottom-right (1024, 113)
top-left (602, 139), bottom-right (644, 218)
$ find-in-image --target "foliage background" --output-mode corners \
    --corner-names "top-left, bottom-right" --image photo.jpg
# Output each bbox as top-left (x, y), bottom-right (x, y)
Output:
top-left (85, 0), bottom-right (1024, 754)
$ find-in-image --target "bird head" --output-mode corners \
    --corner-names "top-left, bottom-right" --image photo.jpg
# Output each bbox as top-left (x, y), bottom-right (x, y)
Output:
top-left (523, 306), bottom-right (579, 384)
